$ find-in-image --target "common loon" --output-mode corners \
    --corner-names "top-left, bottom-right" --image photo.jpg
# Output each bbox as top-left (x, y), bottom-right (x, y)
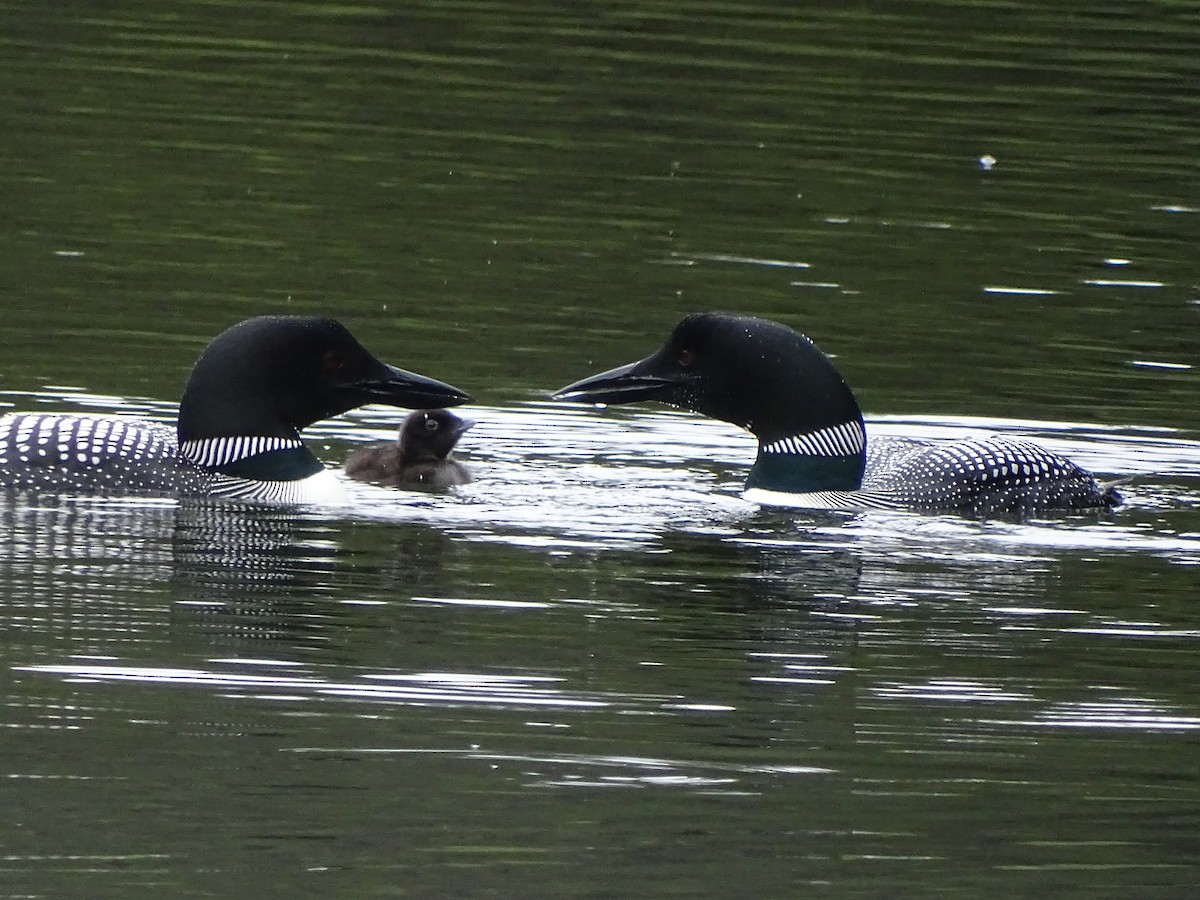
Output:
top-left (344, 409), bottom-right (473, 488)
top-left (0, 316), bottom-right (471, 504)
top-left (553, 313), bottom-right (1121, 516)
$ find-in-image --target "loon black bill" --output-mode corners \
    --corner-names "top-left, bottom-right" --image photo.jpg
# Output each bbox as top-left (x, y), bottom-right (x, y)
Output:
top-left (553, 360), bottom-right (681, 405)
top-left (357, 365), bottom-right (472, 408)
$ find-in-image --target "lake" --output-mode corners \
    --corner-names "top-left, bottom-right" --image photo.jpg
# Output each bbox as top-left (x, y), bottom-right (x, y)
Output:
top-left (1, 1), bottom-right (1198, 897)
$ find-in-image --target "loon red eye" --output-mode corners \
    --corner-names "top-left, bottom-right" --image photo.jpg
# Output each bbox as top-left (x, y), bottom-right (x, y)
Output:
top-left (323, 351), bottom-right (345, 373)
top-left (678, 349), bottom-right (694, 367)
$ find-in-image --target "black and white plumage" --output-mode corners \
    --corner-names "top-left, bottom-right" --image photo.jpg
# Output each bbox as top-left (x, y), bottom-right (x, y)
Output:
top-left (0, 316), bottom-right (471, 504)
top-left (802, 435), bottom-right (1116, 516)
top-left (344, 409), bottom-right (474, 489)
top-left (0, 413), bottom-right (204, 495)
top-left (553, 312), bottom-right (1121, 517)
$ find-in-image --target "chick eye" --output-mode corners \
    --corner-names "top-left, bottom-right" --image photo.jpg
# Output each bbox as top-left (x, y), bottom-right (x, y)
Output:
top-left (424, 418), bottom-right (439, 432)
top-left (677, 349), bottom-right (694, 367)
top-left (323, 350), bottom-right (345, 373)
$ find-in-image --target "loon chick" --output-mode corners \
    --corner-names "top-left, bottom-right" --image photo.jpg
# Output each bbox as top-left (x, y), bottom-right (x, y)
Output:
top-left (553, 313), bottom-right (1121, 516)
top-left (345, 409), bottom-right (474, 488)
top-left (0, 316), bottom-right (471, 503)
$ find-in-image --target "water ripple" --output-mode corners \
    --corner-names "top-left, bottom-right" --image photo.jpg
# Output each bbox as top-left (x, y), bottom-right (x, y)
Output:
top-left (15, 660), bottom-right (700, 715)
top-left (286, 747), bottom-right (834, 792)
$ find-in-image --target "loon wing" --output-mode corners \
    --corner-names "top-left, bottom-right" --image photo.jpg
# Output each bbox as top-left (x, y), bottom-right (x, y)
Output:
top-left (0, 413), bottom-right (203, 497)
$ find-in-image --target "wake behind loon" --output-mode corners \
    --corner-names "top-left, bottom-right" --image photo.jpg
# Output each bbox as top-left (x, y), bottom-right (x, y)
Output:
top-left (0, 316), bottom-right (471, 504)
top-left (554, 313), bottom-right (1121, 517)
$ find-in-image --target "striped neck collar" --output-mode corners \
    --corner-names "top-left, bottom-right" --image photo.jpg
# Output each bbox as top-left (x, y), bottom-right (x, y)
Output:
top-left (748, 420), bottom-right (867, 492)
top-left (760, 420), bottom-right (865, 457)
top-left (179, 435), bottom-right (323, 481)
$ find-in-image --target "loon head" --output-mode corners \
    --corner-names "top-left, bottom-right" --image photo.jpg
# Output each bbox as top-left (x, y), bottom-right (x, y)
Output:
top-left (398, 409), bottom-right (475, 463)
top-left (178, 316), bottom-right (472, 442)
top-left (553, 313), bottom-right (862, 439)
top-left (553, 312), bottom-right (868, 492)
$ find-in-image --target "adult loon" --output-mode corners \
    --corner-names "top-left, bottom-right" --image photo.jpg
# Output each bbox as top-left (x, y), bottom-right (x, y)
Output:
top-left (0, 316), bottom-right (471, 504)
top-left (344, 409), bottom-right (473, 488)
top-left (553, 313), bottom-right (1121, 516)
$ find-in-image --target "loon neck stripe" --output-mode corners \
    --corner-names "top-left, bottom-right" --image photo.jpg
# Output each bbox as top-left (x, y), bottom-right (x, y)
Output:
top-left (180, 436), bottom-right (304, 469)
top-left (761, 421), bottom-right (865, 457)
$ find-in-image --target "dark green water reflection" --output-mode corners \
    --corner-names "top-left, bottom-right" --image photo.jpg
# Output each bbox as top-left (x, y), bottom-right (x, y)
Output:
top-left (1, 1), bottom-right (1198, 897)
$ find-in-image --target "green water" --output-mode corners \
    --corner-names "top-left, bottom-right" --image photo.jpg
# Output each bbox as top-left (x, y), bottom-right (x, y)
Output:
top-left (1, 2), bottom-right (1198, 897)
